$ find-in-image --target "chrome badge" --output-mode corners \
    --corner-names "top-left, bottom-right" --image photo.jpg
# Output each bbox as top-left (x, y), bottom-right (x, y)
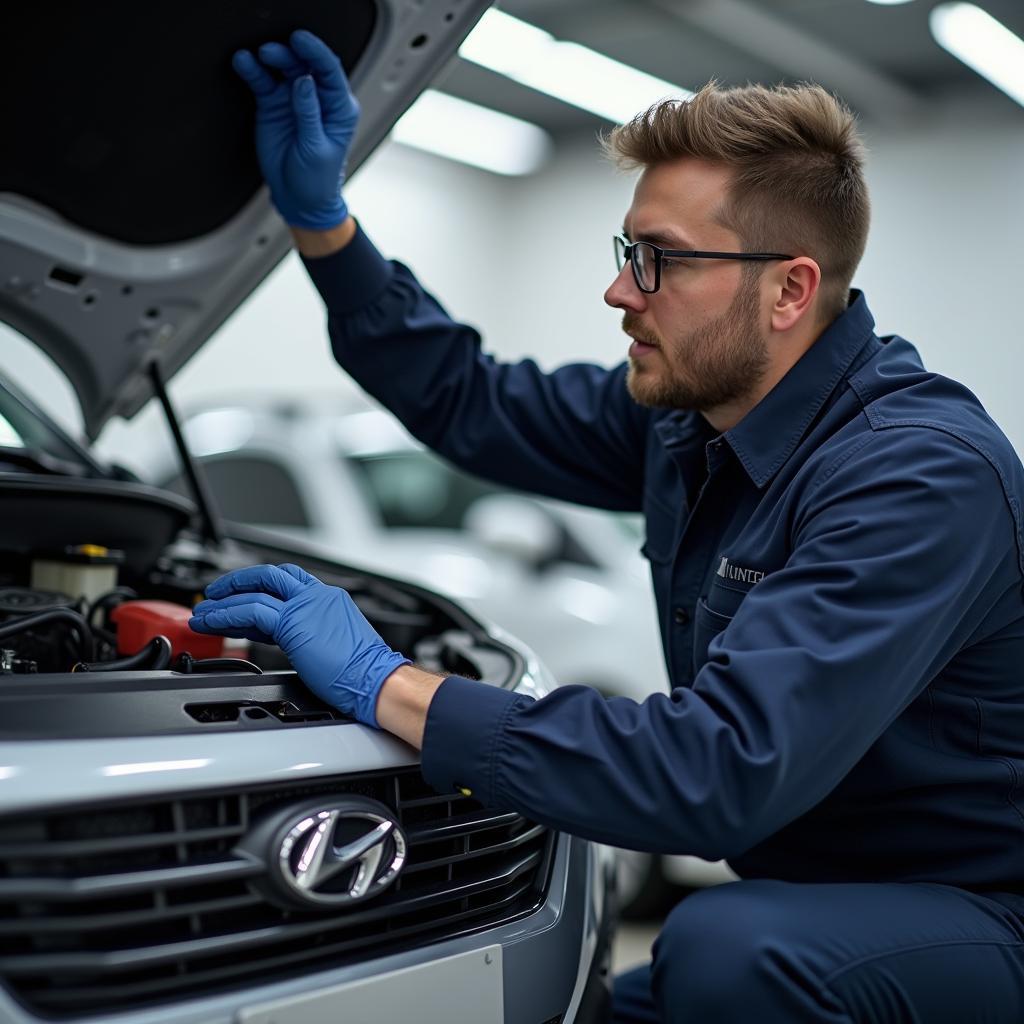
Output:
top-left (248, 797), bottom-right (407, 909)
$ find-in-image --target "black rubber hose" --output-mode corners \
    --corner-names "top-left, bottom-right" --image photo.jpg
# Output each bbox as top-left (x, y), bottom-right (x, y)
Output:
top-left (174, 651), bottom-right (195, 673)
top-left (86, 586), bottom-right (138, 626)
top-left (74, 635), bottom-right (172, 672)
top-left (91, 625), bottom-right (117, 648)
top-left (0, 609), bottom-right (96, 662)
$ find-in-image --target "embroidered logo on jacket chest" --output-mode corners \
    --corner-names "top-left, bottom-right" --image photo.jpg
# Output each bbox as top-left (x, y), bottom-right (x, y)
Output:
top-left (716, 556), bottom-right (767, 586)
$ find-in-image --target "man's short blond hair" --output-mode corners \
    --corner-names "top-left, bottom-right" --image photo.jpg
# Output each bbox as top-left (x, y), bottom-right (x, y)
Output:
top-left (605, 82), bottom-right (870, 321)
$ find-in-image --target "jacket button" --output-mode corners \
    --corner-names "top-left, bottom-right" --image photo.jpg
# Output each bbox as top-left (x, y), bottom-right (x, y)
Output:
top-left (673, 607), bottom-right (690, 626)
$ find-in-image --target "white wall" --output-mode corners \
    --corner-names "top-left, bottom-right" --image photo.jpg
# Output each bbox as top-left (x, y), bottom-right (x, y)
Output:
top-left (489, 104), bottom-right (1024, 446)
top-left (2, 96), bottom-right (1023, 462)
top-left (856, 106), bottom-right (1024, 445)
top-left (170, 140), bottom-right (515, 407)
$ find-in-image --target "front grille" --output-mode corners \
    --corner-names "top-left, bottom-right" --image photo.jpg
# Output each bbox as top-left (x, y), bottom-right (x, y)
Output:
top-left (0, 769), bottom-right (553, 1018)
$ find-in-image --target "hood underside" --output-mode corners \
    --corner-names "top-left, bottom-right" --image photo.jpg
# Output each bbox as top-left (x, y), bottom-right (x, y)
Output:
top-left (0, 0), bottom-right (493, 438)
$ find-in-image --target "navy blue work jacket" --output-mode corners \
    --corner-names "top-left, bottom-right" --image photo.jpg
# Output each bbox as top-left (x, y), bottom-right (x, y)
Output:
top-left (305, 227), bottom-right (1024, 891)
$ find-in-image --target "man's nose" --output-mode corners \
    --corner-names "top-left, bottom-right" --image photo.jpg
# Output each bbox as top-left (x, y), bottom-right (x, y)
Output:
top-left (604, 262), bottom-right (647, 313)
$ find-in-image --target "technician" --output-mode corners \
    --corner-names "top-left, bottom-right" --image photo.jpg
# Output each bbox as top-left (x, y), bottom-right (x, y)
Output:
top-left (191, 29), bottom-right (1024, 1023)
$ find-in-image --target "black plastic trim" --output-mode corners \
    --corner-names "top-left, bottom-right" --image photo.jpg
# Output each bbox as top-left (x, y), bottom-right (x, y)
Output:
top-left (0, 768), bottom-right (556, 1018)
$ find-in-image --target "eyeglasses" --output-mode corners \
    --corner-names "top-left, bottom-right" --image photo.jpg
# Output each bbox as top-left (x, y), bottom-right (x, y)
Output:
top-left (614, 233), bottom-right (794, 294)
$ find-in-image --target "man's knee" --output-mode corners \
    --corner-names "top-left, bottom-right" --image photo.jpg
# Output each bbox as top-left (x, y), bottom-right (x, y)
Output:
top-left (651, 885), bottom-right (751, 1016)
top-left (650, 881), bottom-right (830, 1023)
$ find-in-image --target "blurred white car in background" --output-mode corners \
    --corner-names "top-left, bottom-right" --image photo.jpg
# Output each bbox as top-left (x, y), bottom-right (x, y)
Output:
top-left (150, 396), bottom-right (735, 915)
top-left (156, 398), bottom-right (668, 702)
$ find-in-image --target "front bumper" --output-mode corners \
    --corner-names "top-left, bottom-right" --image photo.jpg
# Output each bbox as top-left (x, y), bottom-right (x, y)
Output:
top-left (0, 728), bottom-right (614, 1024)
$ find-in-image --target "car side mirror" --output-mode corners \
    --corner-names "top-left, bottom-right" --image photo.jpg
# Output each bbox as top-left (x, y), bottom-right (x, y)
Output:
top-left (463, 494), bottom-right (561, 568)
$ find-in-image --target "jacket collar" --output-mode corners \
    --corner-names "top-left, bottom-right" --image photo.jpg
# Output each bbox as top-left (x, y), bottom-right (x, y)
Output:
top-left (723, 290), bottom-right (878, 488)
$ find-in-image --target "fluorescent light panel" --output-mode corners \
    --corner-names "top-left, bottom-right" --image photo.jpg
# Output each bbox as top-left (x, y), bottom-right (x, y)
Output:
top-left (392, 89), bottom-right (553, 176)
top-left (460, 8), bottom-right (693, 124)
top-left (930, 3), bottom-right (1024, 108)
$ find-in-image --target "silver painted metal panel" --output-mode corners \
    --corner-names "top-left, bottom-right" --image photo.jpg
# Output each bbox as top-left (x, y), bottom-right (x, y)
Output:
top-left (0, 723), bottom-right (417, 814)
top-left (0, 0), bottom-right (496, 437)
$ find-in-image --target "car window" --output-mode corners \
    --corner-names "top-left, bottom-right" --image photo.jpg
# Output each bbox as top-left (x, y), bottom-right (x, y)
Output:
top-left (0, 376), bottom-right (103, 475)
top-left (162, 455), bottom-right (311, 528)
top-left (347, 450), bottom-right (500, 530)
top-left (0, 407), bottom-right (25, 449)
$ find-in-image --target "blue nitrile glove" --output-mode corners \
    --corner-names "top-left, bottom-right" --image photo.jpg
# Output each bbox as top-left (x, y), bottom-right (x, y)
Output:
top-left (189, 563), bottom-right (410, 727)
top-left (232, 29), bottom-right (359, 230)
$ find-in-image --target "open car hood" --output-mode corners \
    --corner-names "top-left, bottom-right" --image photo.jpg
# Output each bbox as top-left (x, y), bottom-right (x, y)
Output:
top-left (0, 1), bottom-right (492, 439)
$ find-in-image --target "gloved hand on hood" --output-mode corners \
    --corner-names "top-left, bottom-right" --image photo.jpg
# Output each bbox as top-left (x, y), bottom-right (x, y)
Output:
top-left (189, 563), bottom-right (410, 728)
top-left (233, 29), bottom-right (358, 230)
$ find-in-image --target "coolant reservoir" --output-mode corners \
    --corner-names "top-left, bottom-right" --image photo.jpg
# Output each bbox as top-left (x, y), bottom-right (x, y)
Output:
top-left (31, 545), bottom-right (122, 607)
top-left (111, 600), bottom-right (224, 659)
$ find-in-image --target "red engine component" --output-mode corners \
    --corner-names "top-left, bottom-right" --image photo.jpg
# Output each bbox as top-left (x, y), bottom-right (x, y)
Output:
top-left (111, 600), bottom-right (224, 659)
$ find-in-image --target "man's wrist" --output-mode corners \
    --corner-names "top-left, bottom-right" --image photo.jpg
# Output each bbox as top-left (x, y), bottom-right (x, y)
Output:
top-left (291, 216), bottom-right (358, 258)
top-left (374, 663), bottom-right (447, 749)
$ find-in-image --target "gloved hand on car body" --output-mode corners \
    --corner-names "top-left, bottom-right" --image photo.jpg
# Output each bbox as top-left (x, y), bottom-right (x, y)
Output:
top-left (233, 29), bottom-right (359, 230)
top-left (189, 563), bottom-right (410, 728)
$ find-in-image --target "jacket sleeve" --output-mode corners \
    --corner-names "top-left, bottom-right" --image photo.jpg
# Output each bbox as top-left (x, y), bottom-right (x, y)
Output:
top-left (301, 225), bottom-right (648, 511)
top-left (420, 427), bottom-right (1020, 858)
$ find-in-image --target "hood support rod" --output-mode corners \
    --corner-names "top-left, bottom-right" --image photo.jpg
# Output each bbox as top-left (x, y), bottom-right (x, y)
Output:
top-left (148, 361), bottom-right (224, 546)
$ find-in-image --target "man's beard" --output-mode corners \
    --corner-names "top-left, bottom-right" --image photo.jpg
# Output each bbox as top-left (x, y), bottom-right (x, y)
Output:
top-left (624, 273), bottom-right (769, 412)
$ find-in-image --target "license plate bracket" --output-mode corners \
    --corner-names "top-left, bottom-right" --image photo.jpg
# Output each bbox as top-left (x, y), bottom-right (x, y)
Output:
top-left (237, 944), bottom-right (504, 1024)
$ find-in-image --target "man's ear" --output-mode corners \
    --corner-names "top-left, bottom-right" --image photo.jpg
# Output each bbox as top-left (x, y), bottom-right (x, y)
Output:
top-left (770, 258), bottom-right (821, 333)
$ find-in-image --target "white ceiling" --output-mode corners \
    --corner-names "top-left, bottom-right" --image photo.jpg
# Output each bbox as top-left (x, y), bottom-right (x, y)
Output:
top-left (436, 0), bottom-right (1024, 136)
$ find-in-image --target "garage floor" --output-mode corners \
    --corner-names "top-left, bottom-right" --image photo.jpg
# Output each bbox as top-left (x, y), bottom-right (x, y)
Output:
top-left (611, 921), bottom-right (659, 973)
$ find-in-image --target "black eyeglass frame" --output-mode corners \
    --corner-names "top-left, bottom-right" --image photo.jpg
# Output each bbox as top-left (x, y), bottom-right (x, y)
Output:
top-left (614, 233), bottom-right (794, 294)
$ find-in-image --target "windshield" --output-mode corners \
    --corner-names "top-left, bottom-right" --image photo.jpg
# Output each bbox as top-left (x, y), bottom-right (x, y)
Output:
top-left (0, 376), bottom-right (104, 476)
top-left (347, 449), bottom-right (502, 530)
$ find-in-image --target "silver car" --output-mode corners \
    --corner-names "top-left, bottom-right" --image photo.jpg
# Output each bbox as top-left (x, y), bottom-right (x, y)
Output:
top-left (0, 3), bottom-right (615, 1022)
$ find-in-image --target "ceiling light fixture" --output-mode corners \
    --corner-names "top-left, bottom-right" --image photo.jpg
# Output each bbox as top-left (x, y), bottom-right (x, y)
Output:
top-left (930, 3), bottom-right (1024, 108)
top-left (392, 89), bottom-right (553, 176)
top-left (459, 8), bottom-right (692, 124)
top-left (864, 0), bottom-right (916, 6)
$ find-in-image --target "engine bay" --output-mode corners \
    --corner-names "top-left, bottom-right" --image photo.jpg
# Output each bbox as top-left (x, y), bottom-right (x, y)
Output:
top-left (0, 478), bottom-right (522, 740)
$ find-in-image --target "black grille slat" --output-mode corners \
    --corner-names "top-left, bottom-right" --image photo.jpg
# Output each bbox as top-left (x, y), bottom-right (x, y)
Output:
top-left (0, 858), bottom-right (262, 900)
top-left (0, 892), bottom-right (263, 936)
top-left (0, 823), bottom-right (245, 861)
top-left (14, 879), bottom-right (537, 1011)
top-left (1, 767), bottom-right (553, 1018)
top-left (0, 848), bottom-right (543, 975)
top-left (402, 823), bottom-right (546, 875)
top-left (404, 809), bottom-right (522, 844)
top-left (396, 792), bottom-right (470, 810)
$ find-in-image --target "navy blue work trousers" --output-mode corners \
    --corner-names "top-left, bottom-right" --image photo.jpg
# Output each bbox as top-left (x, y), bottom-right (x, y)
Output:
top-left (611, 879), bottom-right (1024, 1023)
